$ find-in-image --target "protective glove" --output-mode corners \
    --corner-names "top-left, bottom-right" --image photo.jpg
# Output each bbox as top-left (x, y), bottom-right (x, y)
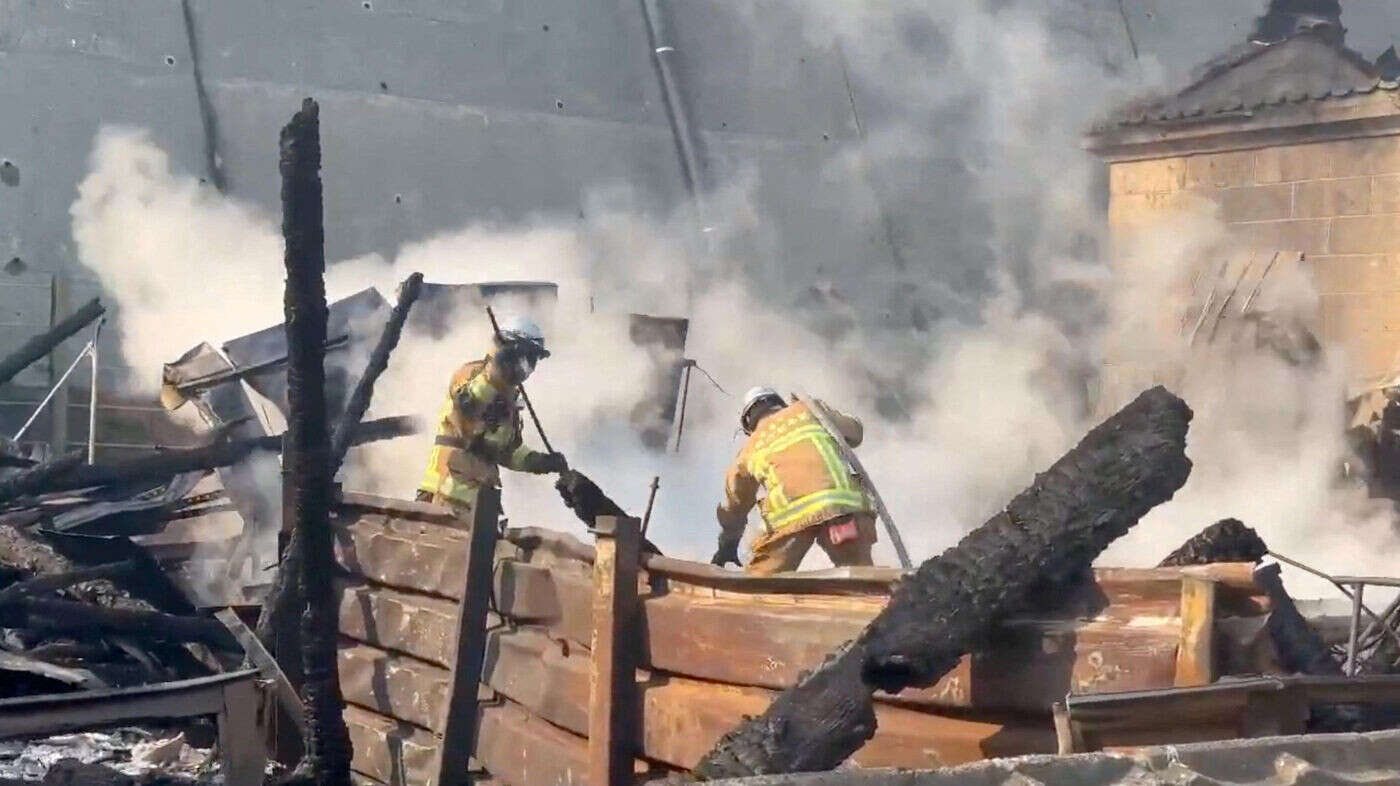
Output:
top-left (521, 451), bottom-right (568, 474)
top-left (710, 536), bottom-right (741, 568)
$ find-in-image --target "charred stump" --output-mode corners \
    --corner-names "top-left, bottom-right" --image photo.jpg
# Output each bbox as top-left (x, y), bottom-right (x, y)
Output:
top-left (1158, 518), bottom-right (1268, 567)
top-left (693, 386), bottom-right (1194, 779)
top-left (280, 98), bottom-right (351, 786)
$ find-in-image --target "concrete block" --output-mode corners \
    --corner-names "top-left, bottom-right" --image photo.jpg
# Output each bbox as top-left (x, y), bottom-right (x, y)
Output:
top-left (1373, 174), bottom-right (1400, 214)
top-left (1255, 142), bottom-right (1334, 183)
top-left (1110, 158), bottom-right (1186, 195)
top-left (1293, 177), bottom-right (1370, 218)
top-left (1331, 214), bottom-right (1400, 254)
top-left (1331, 135), bottom-right (1400, 177)
top-left (1237, 219), bottom-right (1330, 255)
top-left (1185, 151), bottom-right (1254, 189)
top-left (1222, 184), bottom-right (1293, 221)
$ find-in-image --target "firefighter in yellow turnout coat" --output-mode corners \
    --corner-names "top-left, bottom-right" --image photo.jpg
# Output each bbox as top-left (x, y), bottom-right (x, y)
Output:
top-left (713, 387), bottom-right (877, 575)
top-left (417, 317), bottom-right (567, 513)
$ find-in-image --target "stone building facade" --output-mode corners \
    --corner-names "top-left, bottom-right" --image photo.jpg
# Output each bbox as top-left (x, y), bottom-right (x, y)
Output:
top-left (1088, 20), bottom-right (1400, 395)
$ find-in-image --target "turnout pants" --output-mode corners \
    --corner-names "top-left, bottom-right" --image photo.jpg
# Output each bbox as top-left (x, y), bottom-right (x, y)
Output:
top-left (745, 513), bottom-right (877, 576)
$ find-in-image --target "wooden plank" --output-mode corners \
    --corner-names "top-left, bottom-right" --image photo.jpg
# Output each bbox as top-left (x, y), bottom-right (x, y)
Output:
top-left (344, 704), bottom-right (440, 786)
top-left (1174, 576), bottom-right (1217, 686)
top-left (493, 562), bottom-right (1186, 713)
top-left (334, 512), bottom-right (469, 599)
top-left (476, 626), bottom-right (1054, 770)
top-left (473, 697), bottom-right (662, 786)
top-left (587, 516), bottom-right (640, 786)
top-left (339, 644), bottom-right (451, 731)
top-left (435, 485), bottom-right (503, 786)
top-left (217, 676), bottom-right (268, 786)
top-left (338, 584), bottom-right (460, 667)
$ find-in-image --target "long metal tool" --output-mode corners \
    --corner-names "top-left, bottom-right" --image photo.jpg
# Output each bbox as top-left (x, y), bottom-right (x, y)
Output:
top-left (795, 393), bottom-right (912, 570)
top-left (485, 306), bottom-right (554, 454)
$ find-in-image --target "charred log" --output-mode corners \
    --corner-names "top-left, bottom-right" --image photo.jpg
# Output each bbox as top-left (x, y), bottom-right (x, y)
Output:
top-left (0, 453), bottom-right (84, 505)
top-left (1252, 562), bottom-right (1341, 676)
top-left (280, 97), bottom-right (351, 786)
top-left (0, 597), bottom-right (238, 650)
top-left (0, 560), bottom-right (137, 604)
top-left (331, 272), bottom-right (423, 470)
top-left (0, 417), bottom-right (412, 506)
top-left (1158, 518), bottom-right (1268, 567)
top-left (0, 298), bottom-right (104, 388)
top-left (694, 386), bottom-right (1193, 779)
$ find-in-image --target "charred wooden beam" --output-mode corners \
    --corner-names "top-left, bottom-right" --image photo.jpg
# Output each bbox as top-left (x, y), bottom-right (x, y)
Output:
top-left (693, 386), bottom-right (1194, 779)
top-left (0, 559), bottom-right (137, 604)
top-left (1253, 562), bottom-right (1341, 676)
top-left (0, 417), bottom-right (413, 506)
top-left (0, 298), bottom-right (104, 388)
top-left (0, 597), bottom-right (239, 650)
top-left (0, 452), bottom-right (83, 505)
top-left (281, 97), bottom-right (351, 786)
top-left (331, 273), bottom-right (423, 471)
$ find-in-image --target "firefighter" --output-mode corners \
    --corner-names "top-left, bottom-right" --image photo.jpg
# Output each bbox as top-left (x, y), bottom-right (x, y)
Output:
top-left (416, 316), bottom-right (568, 514)
top-left (712, 387), bottom-right (877, 575)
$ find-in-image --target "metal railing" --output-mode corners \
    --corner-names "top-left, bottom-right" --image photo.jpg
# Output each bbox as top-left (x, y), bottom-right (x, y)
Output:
top-left (12, 318), bottom-right (103, 463)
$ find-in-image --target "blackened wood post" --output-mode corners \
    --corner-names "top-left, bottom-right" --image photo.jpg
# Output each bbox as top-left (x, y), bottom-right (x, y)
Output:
top-left (434, 484), bottom-right (502, 786)
top-left (588, 515), bottom-right (640, 786)
top-left (280, 97), bottom-right (350, 786)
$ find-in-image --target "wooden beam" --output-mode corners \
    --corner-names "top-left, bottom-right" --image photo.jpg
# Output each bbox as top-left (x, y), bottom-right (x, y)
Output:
top-left (433, 486), bottom-right (502, 786)
top-left (1174, 576), bottom-right (1217, 687)
top-left (588, 516), bottom-right (640, 786)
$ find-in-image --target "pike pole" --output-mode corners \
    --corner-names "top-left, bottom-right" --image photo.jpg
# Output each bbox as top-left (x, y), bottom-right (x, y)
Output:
top-left (795, 393), bottom-right (912, 570)
top-left (485, 305), bottom-right (554, 454)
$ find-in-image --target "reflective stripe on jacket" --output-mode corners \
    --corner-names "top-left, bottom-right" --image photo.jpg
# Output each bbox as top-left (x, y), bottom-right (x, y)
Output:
top-left (717, 399), bottom-right (874, 539)
top-left (418, 357), bottom-right (538, 505)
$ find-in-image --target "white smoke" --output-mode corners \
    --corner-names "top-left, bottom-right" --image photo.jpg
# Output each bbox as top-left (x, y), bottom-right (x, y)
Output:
top-left (65, 1), bottom-right (1400, 602)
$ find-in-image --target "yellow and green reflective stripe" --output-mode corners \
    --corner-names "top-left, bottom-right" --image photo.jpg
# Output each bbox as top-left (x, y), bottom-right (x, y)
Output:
top-left (765, 488), bottom-right (869, 531)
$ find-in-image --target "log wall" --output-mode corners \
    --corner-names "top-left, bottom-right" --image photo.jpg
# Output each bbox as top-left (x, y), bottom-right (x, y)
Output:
top-left (330, 493), bottom-right (1271, 786)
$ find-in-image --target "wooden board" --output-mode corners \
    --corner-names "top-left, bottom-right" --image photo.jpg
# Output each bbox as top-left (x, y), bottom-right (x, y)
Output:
top-left (480, 627), bottom-right (1053, 769)
top-left (489, 559), bottom-right (1191, 713)
top-left (338, 583), bottom-right (460, 667)
top-left (345, 704), bottom-right (441, 786)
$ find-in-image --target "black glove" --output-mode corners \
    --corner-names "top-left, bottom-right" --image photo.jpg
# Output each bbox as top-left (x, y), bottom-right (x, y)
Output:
top-left (710, 536), bottom-right (741, 568)
top-left (522, 451), bottom-right (568, 474)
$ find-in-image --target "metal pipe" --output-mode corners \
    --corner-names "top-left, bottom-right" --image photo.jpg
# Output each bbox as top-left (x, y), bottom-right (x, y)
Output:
top-left (87, 319), bottom-right (104, 464)
top-left (640, 0), bottom-right (705, 207)
top-left (672, 361), bottom-right (692, 453)
top-left (1269, 550), bottom-right (1400, 654)
top-left (14, 342), bottom-right (92, 442)
top-left (1349, 582), bottom-right (1365, 676)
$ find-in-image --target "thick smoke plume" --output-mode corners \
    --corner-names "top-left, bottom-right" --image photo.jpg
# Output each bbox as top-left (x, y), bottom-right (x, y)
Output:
top-left (66, 1), bottom-right (1400, 597)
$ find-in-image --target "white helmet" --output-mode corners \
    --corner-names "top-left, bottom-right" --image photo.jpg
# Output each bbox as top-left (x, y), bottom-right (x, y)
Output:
top-left (740, 386), bottom-right (785, 434)
top-left (496, 315), bottom-right (549, 358)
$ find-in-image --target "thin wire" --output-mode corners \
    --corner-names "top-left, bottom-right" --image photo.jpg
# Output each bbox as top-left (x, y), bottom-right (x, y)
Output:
top-left (688, 361), bottom-right (731, 397)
